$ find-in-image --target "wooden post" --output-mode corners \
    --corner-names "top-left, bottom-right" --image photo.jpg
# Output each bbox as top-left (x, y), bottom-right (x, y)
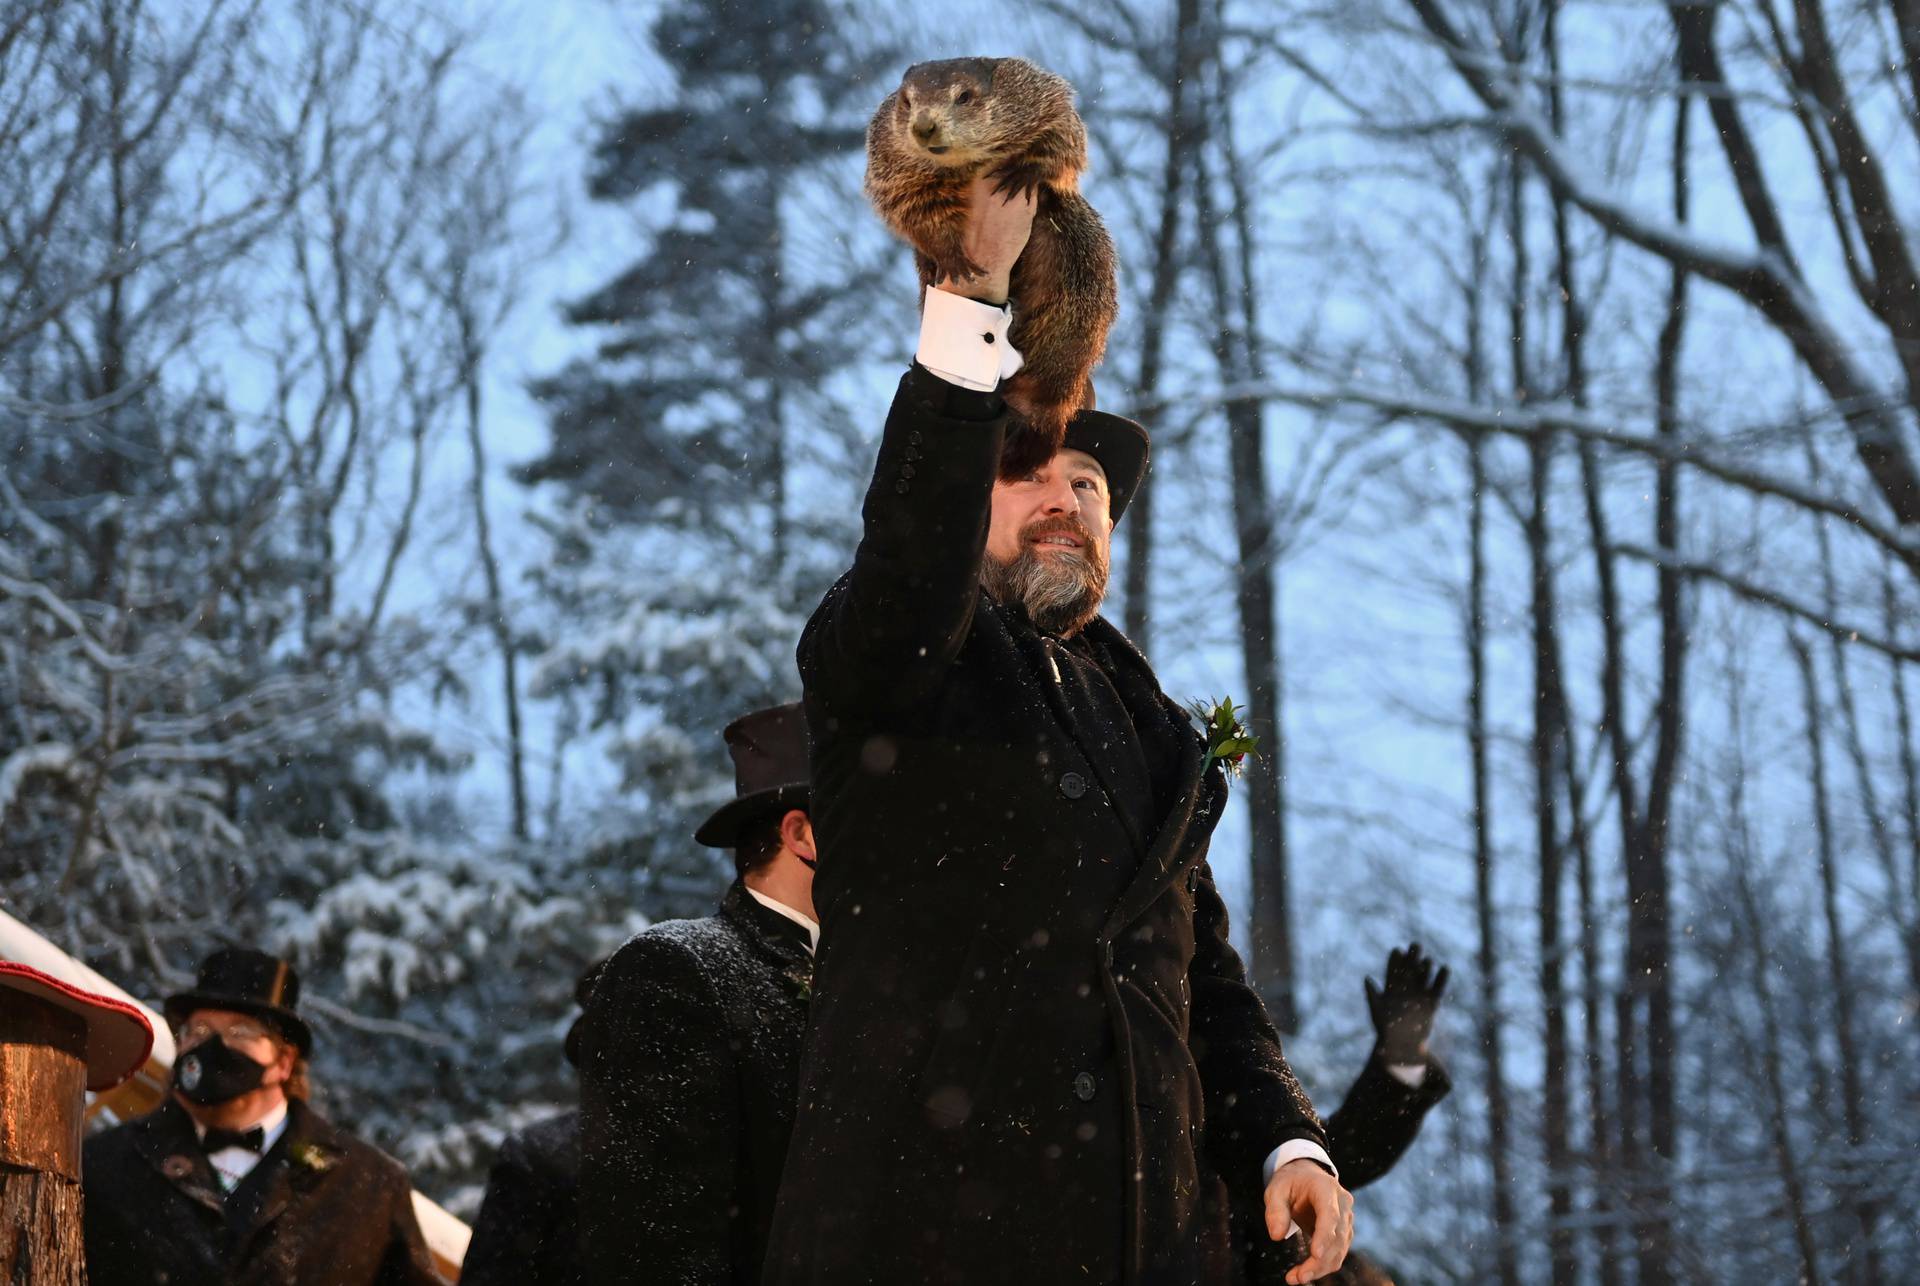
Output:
top-left (1, 989), bottom-right (89, 1284)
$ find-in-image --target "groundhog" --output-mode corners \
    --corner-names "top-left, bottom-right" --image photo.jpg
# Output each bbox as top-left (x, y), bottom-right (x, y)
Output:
top-left (865, 56), bottom-right (1118, 474)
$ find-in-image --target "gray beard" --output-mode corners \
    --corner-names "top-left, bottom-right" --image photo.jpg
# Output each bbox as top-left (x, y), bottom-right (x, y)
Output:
top-left (981, 545), bottom-right (1107, 636)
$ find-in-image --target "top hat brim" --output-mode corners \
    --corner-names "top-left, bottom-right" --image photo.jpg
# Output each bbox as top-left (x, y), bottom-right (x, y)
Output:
top-left (1062, 410), bottom-right (1149, 523)
top-left (0, 961), bottom-right (155, 1091)
top-left (693, 783), bottom-right (810, 849)
top-left (163, 990), bottom-right (313, 1058)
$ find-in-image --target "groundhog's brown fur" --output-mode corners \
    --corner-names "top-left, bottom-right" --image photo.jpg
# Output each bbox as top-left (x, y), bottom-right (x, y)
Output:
top-left (865, 56), bottom-right (1118, 473)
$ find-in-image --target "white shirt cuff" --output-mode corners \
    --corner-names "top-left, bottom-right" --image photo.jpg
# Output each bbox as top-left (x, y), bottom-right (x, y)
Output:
top-left (1262, 1139), bottom-right (1338, 1241)
top-left (1385, 1061), bottom-right (1428, 1089)
top-left (916, 286), bottom-right (1024, 391)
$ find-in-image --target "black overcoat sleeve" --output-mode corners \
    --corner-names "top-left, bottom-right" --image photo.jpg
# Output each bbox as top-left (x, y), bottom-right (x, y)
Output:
top-left (376, 1152), bottom-right (439, 1286)
top-left (577, 933), bottom-right (738, 1286)
top-left (799, 364), bottom-right (1007, 716)
top-left (461, 1126), bottom-right (570, 1286)
top-left (1323, 1049), bottom-right (1452, 1191)
top-left (1186, 857), bottom-right (1330, 1187)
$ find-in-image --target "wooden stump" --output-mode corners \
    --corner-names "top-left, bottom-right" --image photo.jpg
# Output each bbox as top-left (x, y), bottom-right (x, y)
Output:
top-left (0, 991), bottom-right (88, 1284)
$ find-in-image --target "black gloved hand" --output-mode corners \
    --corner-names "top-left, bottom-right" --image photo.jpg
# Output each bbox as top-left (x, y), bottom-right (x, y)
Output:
top-left (1365, 942), bottom-right (1449, 1066)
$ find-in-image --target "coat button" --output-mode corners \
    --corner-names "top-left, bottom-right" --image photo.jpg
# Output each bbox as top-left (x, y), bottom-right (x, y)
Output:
top-left (1059, 771), bottom-right (1087, 799)
top-left (901, 464), bottom-right (916, 479)
top-left (1073, 1072), bottom-right (1096, 1101)
top-left (895, 480), bottom-right (910, 494)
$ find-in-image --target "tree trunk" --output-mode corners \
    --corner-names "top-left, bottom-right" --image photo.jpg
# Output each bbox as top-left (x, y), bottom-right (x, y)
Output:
top-left (1723, 694), bottom-right (1824, 1285)
top-left (0, 992), bottom-right (88, 1285)
top-left (1788, 633), bottom-right (1880, 1281)
top-left (1619, 83), bottom-right (1695, 1283)
top-left (1193, 50), bottom-right (1296, 1031)
top-left (460, 313), bottom-right (529, 842)
top-left (1466, 433), bottom-right (1521, 1286)
top-left (1888, 571), bottom-right (1920, 938)
top-left (1120, 0), bottom-right (1201, 651)
top-left (1505, 140), bottom-right (1576, 1282)
top-left (1544, 4), bottom-right (1624, 1266)
top-left (1809, 451), bottom-right (1920, 1013)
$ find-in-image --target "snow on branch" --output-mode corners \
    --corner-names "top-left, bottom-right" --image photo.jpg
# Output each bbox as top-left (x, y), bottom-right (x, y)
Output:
top-left (0, 573), bottom-right (126, 671)
top-left (1398, 0), bottom-right (1774, 292)
top-left (0, 742), bottom-right (75, 815)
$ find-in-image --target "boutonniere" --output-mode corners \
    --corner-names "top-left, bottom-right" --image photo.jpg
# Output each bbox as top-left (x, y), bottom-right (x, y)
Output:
top-left (289, 1141), bottom-right (337, 1174)
top-left (1188, 696), bottom-right (1259, 779)
top-left (784, 961), bottom-right (814, 1002)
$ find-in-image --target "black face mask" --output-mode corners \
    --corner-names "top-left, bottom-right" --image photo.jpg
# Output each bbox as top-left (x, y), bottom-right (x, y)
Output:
top-left (174, 1036), bottom-right (269, 1106)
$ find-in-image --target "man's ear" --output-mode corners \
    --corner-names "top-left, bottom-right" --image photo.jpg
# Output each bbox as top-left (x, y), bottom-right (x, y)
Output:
top-left (780, 809), bottom-right (816, 863)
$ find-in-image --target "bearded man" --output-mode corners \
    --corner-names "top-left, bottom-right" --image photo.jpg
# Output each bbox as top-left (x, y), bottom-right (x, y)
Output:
top-left (762, 182), bottom-right (1352, 1286)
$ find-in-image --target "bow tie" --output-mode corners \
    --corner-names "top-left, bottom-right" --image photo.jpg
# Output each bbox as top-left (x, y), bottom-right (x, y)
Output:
top-left (203, 1126), bottom-right (266, 1154)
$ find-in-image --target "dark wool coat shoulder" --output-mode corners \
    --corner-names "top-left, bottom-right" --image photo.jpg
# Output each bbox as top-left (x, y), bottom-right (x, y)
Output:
top-left (81, 1097), bottom-right (436, 1286)
top-left (763, 366), bottom-right (1328, 1286)
top-left (460, 1110), bottom-right (581, 1286)
top-left (576, 881), bottom-right (814, 1286)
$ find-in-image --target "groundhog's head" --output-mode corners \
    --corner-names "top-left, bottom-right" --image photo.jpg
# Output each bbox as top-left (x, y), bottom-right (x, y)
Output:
top-left (888, 57), bottom-right (1065, 167)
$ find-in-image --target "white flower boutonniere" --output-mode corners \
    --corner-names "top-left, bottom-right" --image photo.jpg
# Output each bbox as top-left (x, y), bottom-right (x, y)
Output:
top-left (290, 1141), bottom-right (337, 1174)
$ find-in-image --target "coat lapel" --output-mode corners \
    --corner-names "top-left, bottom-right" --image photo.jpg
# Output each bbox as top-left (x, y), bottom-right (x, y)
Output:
top-left (228, 1099), bottom-right (344, 1253)
top-left (1081, 619), bottom-right (1229, 936)
top-left (132, 1100), bottom-right (228, 1218)
top-left (722, 882), bottom-right (815, 999)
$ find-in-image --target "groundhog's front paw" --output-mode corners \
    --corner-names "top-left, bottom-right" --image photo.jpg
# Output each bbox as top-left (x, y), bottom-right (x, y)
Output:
top-left (988, 160), bottom-right (1052, 201)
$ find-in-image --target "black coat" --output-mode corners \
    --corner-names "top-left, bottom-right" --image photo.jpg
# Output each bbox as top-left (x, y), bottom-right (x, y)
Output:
top-left (1325, 1050), bottom-right (1450, 1191)
top-left (577, 881), bottom-right (814, 1285)
top-left (763, 366), bottom-right (1328, 1286)
top-left (82, 1097), bottom-right (436, 1286)
top-left (1236, 1052), bottom-right (1452, 1283)
top-left (461, 1110), bottom-right (581, 1286)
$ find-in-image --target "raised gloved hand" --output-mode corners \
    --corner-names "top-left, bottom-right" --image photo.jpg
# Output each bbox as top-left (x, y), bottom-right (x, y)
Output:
top-left (1365, 943), bottom-right (1449, 1066)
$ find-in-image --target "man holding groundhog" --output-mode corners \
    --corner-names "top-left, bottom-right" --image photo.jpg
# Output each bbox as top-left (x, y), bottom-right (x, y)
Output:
top-left (762, 182), bottom-right (1352, 1285)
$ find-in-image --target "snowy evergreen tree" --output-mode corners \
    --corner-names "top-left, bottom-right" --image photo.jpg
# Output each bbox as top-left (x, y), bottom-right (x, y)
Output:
top-left (518, 0), bottom-right (901, 917)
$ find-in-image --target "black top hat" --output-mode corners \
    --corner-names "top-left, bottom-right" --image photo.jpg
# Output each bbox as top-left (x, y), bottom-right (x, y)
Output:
top-left (163, 947), bottom-right (312, 1057)
top-left (692, 703), bottom-right (810, 849)
top-left (1061, 402), bottom-right (1149, 523)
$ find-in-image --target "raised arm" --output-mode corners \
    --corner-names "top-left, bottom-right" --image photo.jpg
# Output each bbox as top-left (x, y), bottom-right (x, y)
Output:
top-left (800, 182), bottom-right (1035, 716)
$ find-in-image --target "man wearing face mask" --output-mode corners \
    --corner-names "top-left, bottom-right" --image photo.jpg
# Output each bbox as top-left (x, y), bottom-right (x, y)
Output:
top-left (81, 946), bottom-right (438, 1286)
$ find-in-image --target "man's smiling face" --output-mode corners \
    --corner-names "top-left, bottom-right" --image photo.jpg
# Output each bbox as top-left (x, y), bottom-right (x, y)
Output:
top-left (982, 448), bottom-right (1113, 635)
top-left (986, 448), bottom-right (1112, 565)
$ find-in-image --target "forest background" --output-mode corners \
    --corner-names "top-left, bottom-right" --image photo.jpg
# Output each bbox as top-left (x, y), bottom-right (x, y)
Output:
top-left (5, 0), bottom-right (1919, 1280)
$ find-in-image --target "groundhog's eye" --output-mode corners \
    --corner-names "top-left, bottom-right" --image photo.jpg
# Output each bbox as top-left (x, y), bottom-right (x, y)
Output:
top-left (956, 89), bottom-right (974, 106)
top-left (900, 91), bottom-right (912, 109)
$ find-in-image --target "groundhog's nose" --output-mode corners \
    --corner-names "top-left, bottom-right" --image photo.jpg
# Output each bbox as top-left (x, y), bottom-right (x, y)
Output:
top-left (911, 114), bottom-right (941, 144)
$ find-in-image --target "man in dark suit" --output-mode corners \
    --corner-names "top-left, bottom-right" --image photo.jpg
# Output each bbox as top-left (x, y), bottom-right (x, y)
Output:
top-left (763, 180), bottom-right (1351, 1286)
top-left (577, 703), bottom-right (819, 1285)
top-left (82, 947), bottom-right (436, 1286)
top-left (460, 963), bottom-right (604, 1286)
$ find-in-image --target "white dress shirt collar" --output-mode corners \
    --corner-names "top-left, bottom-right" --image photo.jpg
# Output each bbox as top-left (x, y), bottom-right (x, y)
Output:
top-left (745, 886), bottom-right (819, 954)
